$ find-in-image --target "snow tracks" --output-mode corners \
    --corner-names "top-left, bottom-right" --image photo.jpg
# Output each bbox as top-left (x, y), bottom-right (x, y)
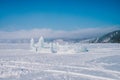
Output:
top-left (0, 60), bottom-right (120, 80)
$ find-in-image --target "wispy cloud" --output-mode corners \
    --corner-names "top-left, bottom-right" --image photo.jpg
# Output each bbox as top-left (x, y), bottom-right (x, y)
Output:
top-left (0, 26), bottom-right (119, 39)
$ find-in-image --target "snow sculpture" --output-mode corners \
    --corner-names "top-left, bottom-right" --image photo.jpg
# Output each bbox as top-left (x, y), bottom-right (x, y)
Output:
top-left (30, 38), bottom-right (39, 52)
top-left (38, 36), bottom-right (44, 48)
top-left (30, 37), bottom-right (88, 53)
top-left (80, 47), bottom-right (88, 52)
top-left (30, 37), bottom-right (45, 52)
top-left (30, 38), bottom-right (35, 50)
top-left (50, 42), bottom-right (59, 53)
top-left (75, 45), bottom-right (88, 53)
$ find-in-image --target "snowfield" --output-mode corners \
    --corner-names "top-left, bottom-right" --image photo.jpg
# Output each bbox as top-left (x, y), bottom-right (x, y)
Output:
top-left (0, 43), bottom-right (120, 80)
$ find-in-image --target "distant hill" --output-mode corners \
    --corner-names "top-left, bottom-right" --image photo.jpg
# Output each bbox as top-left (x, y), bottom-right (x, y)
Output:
top-left (94, 30), bottom-right (120, 43)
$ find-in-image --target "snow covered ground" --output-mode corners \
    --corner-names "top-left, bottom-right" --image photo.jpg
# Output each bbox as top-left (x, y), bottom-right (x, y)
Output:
top-left (0, 43), bottom-right (120, 80)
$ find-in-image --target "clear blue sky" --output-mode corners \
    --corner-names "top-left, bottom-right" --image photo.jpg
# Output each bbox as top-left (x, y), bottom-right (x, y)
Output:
top-left (0, 0), bottom-right (120, 31)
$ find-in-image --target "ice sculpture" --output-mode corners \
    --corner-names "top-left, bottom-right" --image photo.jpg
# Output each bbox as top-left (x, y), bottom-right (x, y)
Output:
top-left (38, 36), bottom-right (44, 48)
top-left (80, 46), bottom-right (88, 52)
top-left (50, 42), bottom-right (59, 53)
top-left (30, 36), bottom-right (45, 52)
top-left (30, 37), bottom-right (88, 53)
top-left (75, 46), bottom-right (88, 53)
top-left (30, 38), bottom-right (35, 50)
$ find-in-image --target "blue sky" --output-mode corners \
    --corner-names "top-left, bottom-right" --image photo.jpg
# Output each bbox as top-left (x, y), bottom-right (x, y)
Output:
top-left (0, 0), bottom-right (120, 31)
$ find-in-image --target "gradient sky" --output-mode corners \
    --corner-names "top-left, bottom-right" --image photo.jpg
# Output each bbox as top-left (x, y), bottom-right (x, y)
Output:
top-left (0, 0), bottom-right (120, 31)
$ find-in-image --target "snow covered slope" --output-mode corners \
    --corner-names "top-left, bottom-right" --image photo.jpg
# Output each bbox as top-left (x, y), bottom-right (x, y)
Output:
top-left (0, 43), bottom-right (120, 80)
top-left (94, 30), bottom-right (120, 43)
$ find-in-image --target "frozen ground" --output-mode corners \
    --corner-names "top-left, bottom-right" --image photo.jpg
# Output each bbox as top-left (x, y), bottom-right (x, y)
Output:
top-left (0, 43), bottom-right (120, 80)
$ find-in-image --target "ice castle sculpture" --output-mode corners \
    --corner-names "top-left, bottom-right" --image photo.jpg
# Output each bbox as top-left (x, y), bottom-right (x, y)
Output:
top-left (30, 36), bottom-right (88, 53)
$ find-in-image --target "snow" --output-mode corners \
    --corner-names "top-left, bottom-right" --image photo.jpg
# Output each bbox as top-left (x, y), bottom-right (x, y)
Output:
top-left (0, 43), bottom-right (120, 80)
top-left (30, 37), bottom-right (89, 53)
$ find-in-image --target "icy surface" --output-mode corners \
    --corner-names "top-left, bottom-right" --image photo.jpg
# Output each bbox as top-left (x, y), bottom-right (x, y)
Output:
top-left (0, 43), bottom-right (120, 80)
